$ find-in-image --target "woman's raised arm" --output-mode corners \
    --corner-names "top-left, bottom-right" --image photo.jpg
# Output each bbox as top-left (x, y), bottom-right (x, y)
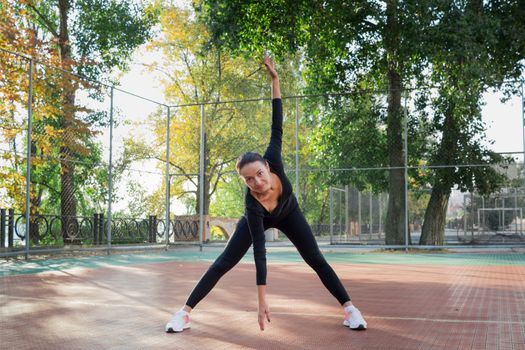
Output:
top-left (262, 56), bottom-right (283, 168)
top-left (263, 56), bottom-right (281, 99)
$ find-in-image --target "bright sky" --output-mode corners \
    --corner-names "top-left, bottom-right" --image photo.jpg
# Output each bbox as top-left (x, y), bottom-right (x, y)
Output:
top-left (482, 92), bottom-right (523, 159)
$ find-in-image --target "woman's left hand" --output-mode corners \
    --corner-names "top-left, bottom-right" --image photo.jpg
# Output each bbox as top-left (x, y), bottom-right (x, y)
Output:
top-left (258, 301), bottom-right (271, 331)
top-left (263, 56), bottom-right (278, 79)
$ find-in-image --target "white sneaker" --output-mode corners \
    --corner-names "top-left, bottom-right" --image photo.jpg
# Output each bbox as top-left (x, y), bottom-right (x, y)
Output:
top-left (343, 305), bottom-right (367, 330)
top-left (165, 310), bottom-right (191, 333)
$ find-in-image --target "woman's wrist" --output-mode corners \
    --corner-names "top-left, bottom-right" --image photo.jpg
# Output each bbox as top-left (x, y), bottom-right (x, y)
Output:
top-left (257, 285), bottom-right (266, 302)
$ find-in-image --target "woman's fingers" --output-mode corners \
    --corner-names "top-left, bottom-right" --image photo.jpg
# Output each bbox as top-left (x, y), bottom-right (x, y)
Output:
top-left (258, 313), bottom-right (265, 331)
top-left (258, 310), bottom-right (271, 330)
top-left (258, 302), bottom-right (271, 330)
top-left (263, 56), bottom-right (274, 71)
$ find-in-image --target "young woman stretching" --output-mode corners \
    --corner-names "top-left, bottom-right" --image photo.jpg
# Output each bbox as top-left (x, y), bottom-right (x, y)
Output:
top-left (166, 56), bottom-right (367, 333)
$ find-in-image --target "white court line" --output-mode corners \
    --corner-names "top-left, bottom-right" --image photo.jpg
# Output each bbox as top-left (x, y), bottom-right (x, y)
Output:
top-left (1, 295), bottom-right (152, 309)
top-left (273, 311), bottom-right (525, 325)
top-left (3, 296), bottom-right (524, 325)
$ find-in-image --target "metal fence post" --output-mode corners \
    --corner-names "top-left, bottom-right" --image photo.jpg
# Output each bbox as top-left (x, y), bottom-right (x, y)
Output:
top-left (345, 185), bottom-right (349, 237)
top-left (379, 194), bottom-right (382, 236)
top-left (99, 213), bottom-right (104, 243)
top-left (463, 195), bottom-right (467, 239)
top-left (515, 188), bottom-right (519, 235)
top-left (521, 82), bottom-right (525, 187)
top-left (329, 187), bottom-right (333, 244)
top-left (8, 209), bottom-right (14, 248)
top-left (369, 192), bottom-right (373, 235)
top-left (404, 94), bottom-right (409, 250)
top-left (358, 191), bottom-right (362, 235)
top-left (1, 209), bottom-right (5, 248)
top-left (470, 192), bottom-right (475, 239)
top-left (338, 191), bottom-right (342, 236)
top-left (482, 196), bottom-right (486, 230)
top-left (149, 215), bottom-right (157, 243)
top-left (199, 104), bottom-right (205, 251)
top-left (24, 58), bottom-right (34, 259)
top-left (501, 197), bottom-right (505, 230)
top-left (93, 213), bottom-right (98, 245)
top-left (165, 107), bottom-right (171, 249)
top-left (295, 98), bottom-right (300, 203)
top-left (93, 213), bottom-right (100, 245)
top-left (107, 87), bottom-right (114, 252)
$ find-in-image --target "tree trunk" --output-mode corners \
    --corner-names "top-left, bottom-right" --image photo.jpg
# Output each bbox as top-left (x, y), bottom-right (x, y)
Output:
top-left (384, 68), bottom-right (407, 245)
top-left (419, 189), bottom-right (449, 245)
top-left (420, 102), bottom-right (458, 245)
top-left (300, 179), bottom-right (308, 210)
top-left (58, 0), bottom-right (78, 244)
top-left (317, 192), bottom-right (328, 236)
top-left (195, 177), bottom-right (210, 215)
top-left (384, 0), bottom-right (407, 245)
top-left (29, 171), bottom-right (43, 245)
top-left (204, 177), bottom-right (210, 215)
top-left (196, 132), bottom-right (210, 216)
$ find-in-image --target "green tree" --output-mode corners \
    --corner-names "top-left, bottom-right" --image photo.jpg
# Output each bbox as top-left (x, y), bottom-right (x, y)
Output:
top-left (304, 92), bottom-right (388, 192)
top-left (121, 4), bottom-right (301, 218)
top-left (18, 0), bottom-right (158, 240)
top-left (198, 0), bottom-right (525, 246)
top-left (417, 0), bottom-right (524, 245)
top-left (197, 0), bottom-right (437, 244)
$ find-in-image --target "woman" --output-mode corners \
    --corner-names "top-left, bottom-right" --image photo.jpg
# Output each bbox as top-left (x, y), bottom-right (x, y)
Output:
top-left (166, 56), bottom-right (367, 333)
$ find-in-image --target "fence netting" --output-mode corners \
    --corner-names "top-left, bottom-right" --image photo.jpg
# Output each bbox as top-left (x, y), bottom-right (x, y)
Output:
top-left (1, 51), bottom-right (524, 255)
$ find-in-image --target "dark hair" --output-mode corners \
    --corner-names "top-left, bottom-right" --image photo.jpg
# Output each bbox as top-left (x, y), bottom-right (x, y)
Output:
top-left (236, 152), bottom-right (266, 173)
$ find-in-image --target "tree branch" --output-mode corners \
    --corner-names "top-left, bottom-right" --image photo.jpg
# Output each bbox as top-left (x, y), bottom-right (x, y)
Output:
top-left (137, 61), bottom-right (189, 102)
top-left (26, 1), bottom-right (59, 38)
top-left (31, 179), bottom-right (61, 196)
top-left (180, 48), bottom-right (200, 102)
top-left (209, 169), bottom-right (223, 197)
top-left (163, 158), bottom-right (198, 188)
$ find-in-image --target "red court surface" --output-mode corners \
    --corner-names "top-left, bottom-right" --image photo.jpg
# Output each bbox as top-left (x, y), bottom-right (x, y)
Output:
top-left (2, 252), bottom-right (525, 350)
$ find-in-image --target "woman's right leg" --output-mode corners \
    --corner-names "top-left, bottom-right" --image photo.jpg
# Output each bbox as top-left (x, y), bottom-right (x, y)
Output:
top-left (185, 216), bottom-right (252, 309)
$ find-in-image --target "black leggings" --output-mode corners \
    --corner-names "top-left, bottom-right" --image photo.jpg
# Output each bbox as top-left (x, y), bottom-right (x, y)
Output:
top-left (185, 208), bottom-right (351, 308)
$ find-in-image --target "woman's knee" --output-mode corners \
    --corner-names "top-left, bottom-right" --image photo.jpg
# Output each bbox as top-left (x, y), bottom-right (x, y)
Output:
top-left (209, 256), bottom-right (236, 275)
top-left (304, 252), bottom-right (329, 270)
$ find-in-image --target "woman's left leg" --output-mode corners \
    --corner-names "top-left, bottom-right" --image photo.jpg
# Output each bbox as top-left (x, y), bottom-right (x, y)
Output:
top-left (276, 207), bottom-right (367, 330)
top-left (275, 207), bottom-right (350, 306)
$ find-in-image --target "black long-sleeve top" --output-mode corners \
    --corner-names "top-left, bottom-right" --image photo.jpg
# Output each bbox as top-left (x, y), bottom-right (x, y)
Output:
top-left (244, 98), bottom-right (299, 285)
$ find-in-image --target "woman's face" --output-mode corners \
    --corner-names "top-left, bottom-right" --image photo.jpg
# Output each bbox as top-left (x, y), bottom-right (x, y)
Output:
top-left (239, 161), bottom-right (272, 194)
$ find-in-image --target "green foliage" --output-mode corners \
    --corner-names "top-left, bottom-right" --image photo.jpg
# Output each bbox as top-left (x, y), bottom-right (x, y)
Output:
top-left (304, 93), bottom-right (388, 192)
top-left (0, 0), bottom-right (158, 229)
top-left (198, 0), bottom-right (525, 245)
top-left (208, 175), bottom-right (244, 217)
top-left (210, 225), bottom-right (226, 240)
top-left (413, 1), bottom-right (520, 196)
top-left (119, 4), bottom-right (304, 217)
top-left (73, 0), bottom-right (159, 79)
top-left (196, 0), bottom-right (429, 245)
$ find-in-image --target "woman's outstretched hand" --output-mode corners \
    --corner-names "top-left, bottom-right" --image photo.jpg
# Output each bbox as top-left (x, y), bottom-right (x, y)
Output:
top-left (263, 56), bottom-right (278, 80)
top-left (263, 55), bottom-right (281, 98)
top-left (258, 301), bottom-right (271, 331)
